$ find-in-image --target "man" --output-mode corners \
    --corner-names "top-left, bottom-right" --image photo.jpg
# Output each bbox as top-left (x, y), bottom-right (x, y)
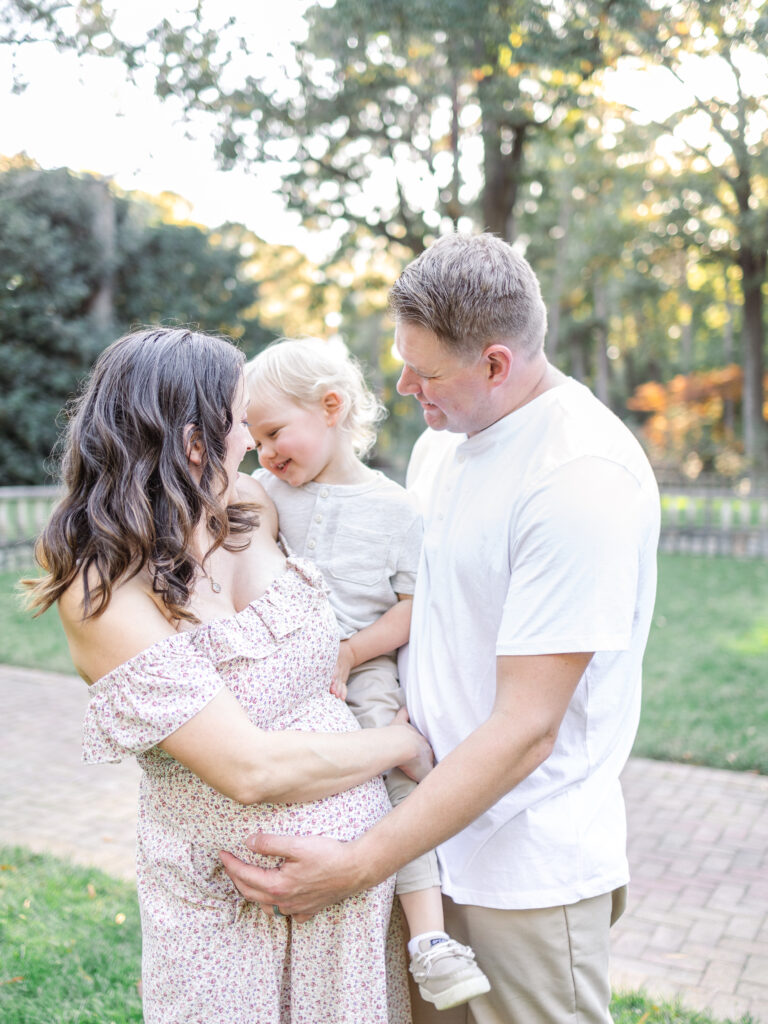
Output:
top-left (221, 233), bottom-right (660, 1023)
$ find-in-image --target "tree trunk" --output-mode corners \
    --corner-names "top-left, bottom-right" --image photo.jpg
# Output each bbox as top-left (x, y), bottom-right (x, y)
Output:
top-left (479, 83), bottom-right (527, 242)
top-left (546, 183), bottom-right (571, 364)
top-left (88, 177), bottom-right (116, 334)
top-left (594, 281), bottom-right (610, 408)
top-left (738, 244), bottom-right (767, 472)
top-left (679, 251), bottom-right (693, 374)
top-left (723, 270), bottom-right (735, 437)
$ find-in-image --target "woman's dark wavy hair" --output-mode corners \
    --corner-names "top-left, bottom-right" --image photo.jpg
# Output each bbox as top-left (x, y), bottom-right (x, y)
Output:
top-left (25, 327), bottom-right (259, 623)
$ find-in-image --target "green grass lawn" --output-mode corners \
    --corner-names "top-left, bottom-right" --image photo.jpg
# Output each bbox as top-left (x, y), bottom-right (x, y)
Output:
top-left (0, 570), bottom-right (74, 674)
top-left (0, 847), bottom-right (756, 1024)
top-left (635, 553), bottom-right (768, 774)
top-left (0, 847), bottom-right (142, 1024)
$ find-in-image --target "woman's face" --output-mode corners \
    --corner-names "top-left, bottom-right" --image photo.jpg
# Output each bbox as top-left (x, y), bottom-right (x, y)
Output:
top-left (221, 372), bottom-right (254, 501)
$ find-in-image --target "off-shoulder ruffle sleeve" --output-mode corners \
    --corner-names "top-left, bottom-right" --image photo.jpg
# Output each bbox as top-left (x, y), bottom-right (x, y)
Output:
top-left (82, 632), bottom-right (224, 764)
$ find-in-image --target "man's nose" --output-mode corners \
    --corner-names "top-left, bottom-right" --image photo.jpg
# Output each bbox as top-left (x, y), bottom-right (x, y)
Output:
top-left (396, 365), bottom-right (418, 396)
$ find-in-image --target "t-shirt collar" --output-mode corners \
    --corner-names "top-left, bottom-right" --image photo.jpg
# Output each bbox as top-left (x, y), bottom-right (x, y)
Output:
top-left (457, 380), bottom-right (575, 456)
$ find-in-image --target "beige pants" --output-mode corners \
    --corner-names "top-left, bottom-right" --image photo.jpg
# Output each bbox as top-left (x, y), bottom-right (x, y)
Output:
top-left (345, 655), bottom-right (441, 895)
top-left (411, 887), bottom-right (627, 1024)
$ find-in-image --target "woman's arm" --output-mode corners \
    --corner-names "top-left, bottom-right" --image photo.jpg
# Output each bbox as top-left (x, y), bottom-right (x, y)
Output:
top-left (64, 577), bottom-right (431, 805)
top-left (159, 693), bottom-right (430, 805)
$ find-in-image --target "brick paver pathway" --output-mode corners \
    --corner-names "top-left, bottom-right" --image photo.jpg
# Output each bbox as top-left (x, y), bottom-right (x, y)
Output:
top-left (2, 664), bottom-right (767, 1023)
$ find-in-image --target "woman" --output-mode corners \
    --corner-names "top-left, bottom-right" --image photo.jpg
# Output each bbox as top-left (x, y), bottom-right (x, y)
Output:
top-left (25, 327), bottom-right (430, 1024)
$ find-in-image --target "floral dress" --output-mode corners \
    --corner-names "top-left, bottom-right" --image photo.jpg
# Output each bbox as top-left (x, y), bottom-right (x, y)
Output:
top-left (82, 557), bottom-right (411, 1024)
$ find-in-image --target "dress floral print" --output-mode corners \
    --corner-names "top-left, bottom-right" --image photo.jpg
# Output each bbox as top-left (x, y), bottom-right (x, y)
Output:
top-left (82, 557), bottom-right (411, 1024)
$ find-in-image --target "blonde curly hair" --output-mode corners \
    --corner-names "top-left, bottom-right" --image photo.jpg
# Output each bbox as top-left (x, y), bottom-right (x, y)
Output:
top-left (245, 338), bottom-right (386, 459)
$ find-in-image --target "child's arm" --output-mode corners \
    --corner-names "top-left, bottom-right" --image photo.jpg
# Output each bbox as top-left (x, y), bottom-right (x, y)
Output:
top-left (331, 595), bottom-right (412, 699)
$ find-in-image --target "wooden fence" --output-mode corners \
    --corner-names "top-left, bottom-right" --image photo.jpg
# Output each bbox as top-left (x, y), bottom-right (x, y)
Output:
top-left (0, 486), bottom-right (60, 572)
top-left (659, 490), bottom-right (768, 558)
top-left (2, 484), bottom-right (768, 570)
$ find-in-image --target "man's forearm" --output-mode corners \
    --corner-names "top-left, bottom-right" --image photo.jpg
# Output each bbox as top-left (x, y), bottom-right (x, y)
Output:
top-left (350, 650), bottom-right (591, 887)
top-left (348, 709), bottom-right (554, 889)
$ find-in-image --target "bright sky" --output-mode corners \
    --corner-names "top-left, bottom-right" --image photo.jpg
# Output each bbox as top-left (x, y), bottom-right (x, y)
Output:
top-left (2, 2), bottom-right (761, 260)
top-left (1, 0), bottom-right (326, 254)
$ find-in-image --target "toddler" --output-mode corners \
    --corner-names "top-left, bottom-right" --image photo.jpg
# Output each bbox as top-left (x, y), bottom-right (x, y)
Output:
top-left (245, 338), bottom-right (490, 1012)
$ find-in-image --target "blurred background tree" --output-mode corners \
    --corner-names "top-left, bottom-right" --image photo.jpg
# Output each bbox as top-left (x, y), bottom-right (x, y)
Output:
top-left (1, 0), bottom-right (766, 483)
top-left (0, 158), bottom-right (275, 483)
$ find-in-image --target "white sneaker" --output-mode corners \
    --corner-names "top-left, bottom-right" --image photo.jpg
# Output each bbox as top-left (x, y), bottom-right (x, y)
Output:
top-left (409, 936), bottom-right (491, 1011)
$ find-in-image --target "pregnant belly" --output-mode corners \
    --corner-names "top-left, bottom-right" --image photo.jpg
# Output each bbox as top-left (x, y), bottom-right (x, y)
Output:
top-left (138, 764), bottom-right (392, 863)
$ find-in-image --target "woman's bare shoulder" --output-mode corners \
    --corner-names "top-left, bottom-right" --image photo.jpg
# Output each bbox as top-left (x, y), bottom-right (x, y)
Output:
top-left (58, 572), bottom-right (177, 684)
top-left (236, 472), bottom-right (278, 537)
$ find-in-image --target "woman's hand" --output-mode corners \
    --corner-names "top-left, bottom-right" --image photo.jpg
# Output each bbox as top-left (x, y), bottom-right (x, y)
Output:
top-left (390, 707), bottom-right (434, 782)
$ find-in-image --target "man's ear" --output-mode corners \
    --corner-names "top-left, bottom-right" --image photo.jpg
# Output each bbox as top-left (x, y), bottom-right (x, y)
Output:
top-left (184, 423), bottom-right (204, 466)
top-left (321, 391), bottom-right (344, 426)
top-left (484, 344), bottom-right (514, 386)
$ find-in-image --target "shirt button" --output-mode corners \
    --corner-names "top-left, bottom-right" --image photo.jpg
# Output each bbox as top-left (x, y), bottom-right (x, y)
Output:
top-left (320, 488), bottom-right (329, 498)
top-left (308, 539), bottom-right (317, 550)
top-left (315, 514), bottom-right (323, 523)
top-left (438, 513), bottom-right (445, 521)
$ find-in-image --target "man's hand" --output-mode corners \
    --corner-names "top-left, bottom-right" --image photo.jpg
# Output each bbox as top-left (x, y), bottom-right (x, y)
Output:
top-left (220, 833), bottom-right (367, 920)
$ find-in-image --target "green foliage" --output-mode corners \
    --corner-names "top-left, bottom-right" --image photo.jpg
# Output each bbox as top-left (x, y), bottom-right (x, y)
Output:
top-left (0, 163), bottom-right (110, 485)
top-left (114, 210), bottom-right (273, 352)
top-left (2, 2), bottom-right (768, 474)
top-left (626, 0), bottom-right (768, 466)
top-left (0, 160), bottom-right (275, 485)
top-left (118, 0), bottom-right (650, 257)
top-left (0, 846), bottom-right (143, 1024)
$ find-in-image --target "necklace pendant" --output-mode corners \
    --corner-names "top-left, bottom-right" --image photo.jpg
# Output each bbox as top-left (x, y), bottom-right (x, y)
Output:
top-left (210, 580), bottom-right (222, 594)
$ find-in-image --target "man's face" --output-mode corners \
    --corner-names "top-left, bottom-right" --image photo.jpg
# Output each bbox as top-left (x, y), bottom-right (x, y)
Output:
top-left (395, 322), bottom-right (490, 435)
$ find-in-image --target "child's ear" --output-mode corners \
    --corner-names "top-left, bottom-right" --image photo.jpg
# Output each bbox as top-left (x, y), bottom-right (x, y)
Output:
top-left (184, 423), bottom-right (204, 466)
top-left (321, 391), bottom-right (343, 426)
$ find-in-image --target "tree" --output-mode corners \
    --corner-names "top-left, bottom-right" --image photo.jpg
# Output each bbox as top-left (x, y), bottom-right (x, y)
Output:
top-left (0, 0), bottom-right (136, 88)
top-left (627, 0), bottom-right (768, 469)
top-left (0, 160), bottom-right (274, 484)
top-left (113, 0), bottom-right (650, 260)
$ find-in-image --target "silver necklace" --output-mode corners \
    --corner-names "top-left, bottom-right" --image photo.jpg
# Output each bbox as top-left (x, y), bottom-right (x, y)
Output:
top-left (201, 565), bottom-right (222, 594)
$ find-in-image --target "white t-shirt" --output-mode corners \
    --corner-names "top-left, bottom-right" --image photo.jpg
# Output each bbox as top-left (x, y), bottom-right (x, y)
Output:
top-left (253, 469), bottom-right (422, 639)
top-left (400, 378), bottom-right (660, 909)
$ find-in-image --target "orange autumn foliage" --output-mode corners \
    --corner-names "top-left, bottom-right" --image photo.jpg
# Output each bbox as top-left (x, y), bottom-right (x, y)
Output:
top-left (627, 365), bottom-right (768, 464)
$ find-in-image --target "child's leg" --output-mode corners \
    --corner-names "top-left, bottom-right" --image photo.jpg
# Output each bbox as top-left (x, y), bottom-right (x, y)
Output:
top-left (399, 887), bottom-right (445, 937)
top-left (382, 764), bottom-right (444, 938)
top-left (345, 659), bottom-right (490, 1010)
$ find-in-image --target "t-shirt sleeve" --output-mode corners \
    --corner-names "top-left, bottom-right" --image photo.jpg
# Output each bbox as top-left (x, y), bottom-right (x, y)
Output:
top-left (391, 508), bottom-right (424, 596)
top-left (497, 457), bottom-right (642, 656)
top-left (82, 638), bottom-right (225, 764)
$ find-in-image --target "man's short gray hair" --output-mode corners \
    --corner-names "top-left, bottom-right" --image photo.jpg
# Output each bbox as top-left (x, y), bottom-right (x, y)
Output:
top-left (388, 233), bottom-right (547, 359)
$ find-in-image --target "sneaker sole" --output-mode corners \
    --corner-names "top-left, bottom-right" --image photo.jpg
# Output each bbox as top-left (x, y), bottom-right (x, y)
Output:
top-left (419, 975), bottom-right (492, 1011)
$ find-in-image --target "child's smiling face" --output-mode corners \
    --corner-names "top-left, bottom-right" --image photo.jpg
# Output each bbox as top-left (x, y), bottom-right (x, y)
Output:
top-left (248, 390), bottom-right (344, 487)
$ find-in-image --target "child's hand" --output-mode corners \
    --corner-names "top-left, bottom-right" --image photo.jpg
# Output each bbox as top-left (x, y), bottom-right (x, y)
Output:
top-left (392, 707), bottom-right (434, 782)
top-left (330, 641), bottom-right (355, 700)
